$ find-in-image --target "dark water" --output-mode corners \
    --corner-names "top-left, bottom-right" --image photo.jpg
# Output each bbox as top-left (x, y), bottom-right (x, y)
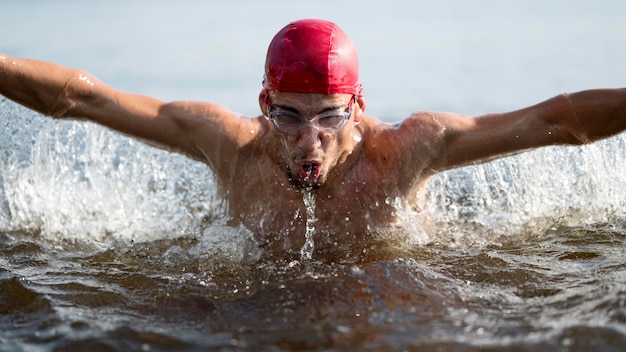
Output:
top-left (2, 222), bottom-right (626, 351)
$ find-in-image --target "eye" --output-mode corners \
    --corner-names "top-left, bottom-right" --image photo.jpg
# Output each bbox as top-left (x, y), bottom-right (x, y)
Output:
top-left (317, 112), bottom-right (346, 128)
top-left (273, 111), bottom-right (304, 128)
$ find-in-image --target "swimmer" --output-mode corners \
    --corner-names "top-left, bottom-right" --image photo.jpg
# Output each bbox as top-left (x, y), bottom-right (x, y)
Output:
top-left (1, 19), bottom-right (625, 260)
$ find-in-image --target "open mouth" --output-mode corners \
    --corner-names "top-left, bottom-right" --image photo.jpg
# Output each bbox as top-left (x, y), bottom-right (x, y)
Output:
top-left (298, 161), bottom-right (321, 181)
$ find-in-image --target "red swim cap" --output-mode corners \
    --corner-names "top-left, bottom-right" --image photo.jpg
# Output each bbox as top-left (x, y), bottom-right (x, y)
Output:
top-left (263, 19), bottom-right (363, 96)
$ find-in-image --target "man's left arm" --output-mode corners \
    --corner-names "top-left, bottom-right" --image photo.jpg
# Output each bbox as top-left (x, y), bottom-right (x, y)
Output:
top-left (429, 88), bottom-right (626, 171)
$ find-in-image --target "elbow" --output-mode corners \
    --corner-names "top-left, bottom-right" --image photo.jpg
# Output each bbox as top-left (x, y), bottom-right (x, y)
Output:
top-left (48, 69), bottom-right (99, 118)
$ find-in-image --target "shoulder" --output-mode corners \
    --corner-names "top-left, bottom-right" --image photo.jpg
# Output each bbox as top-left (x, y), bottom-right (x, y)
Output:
top-left (356, 111), bottom-right (462, 185)
top-left (358, 111), bottom-right (451, 152)
top-left (359, 111), bottom-right (451, 135)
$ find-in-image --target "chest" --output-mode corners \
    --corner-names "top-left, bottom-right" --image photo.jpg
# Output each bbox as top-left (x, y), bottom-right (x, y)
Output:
top-left (224, 159), bottom-right (417, 258)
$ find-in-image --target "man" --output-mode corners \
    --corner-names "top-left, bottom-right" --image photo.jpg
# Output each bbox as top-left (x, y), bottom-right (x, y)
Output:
top-left (1, 19), bottom-right (625, 261)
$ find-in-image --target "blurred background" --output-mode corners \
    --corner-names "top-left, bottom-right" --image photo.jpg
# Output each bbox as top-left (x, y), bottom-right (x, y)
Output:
top-left (3, 0), bottom-right (625, 120)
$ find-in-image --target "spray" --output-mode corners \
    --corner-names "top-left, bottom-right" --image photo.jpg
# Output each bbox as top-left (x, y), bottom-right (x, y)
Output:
top-left (300, 190), bottom-right (317, 260)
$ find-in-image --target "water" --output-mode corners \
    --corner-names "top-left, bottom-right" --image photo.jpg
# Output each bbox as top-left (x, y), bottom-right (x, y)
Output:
top-left (300, 192), bottom-right (317, 261)
top-left (2, 0), bottom-right (626, 350)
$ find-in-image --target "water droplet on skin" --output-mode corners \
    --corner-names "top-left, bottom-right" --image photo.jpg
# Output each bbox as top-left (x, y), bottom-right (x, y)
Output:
top-left (78, 73), bottom-right (95, 87)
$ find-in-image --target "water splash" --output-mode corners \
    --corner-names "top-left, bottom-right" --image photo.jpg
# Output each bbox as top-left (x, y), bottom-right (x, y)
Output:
top-left (1, 100), bottom-right (625, 251)
top-left (300, 190), bottom-right (317, 260)
top-left (422, 135), bottom-right (626, 246)
top-left (0, 102), bottom-right (221, 243)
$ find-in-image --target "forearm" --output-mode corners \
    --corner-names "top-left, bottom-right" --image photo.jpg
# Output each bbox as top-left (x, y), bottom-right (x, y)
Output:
top-left (0, 53), bottom-right (91, 118)
top-left (473, 88), bottom-right (626, 150)
top-left (561, 88), bottom-right (626, 144)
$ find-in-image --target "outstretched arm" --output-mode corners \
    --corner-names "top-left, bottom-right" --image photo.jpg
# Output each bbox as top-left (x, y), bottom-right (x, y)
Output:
top-left (429, 88), bottom-right (626, 171)
top-left (0, 53), bottom-right (249, 167)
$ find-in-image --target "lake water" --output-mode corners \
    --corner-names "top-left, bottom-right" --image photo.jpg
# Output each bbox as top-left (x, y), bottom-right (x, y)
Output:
top-left (2, 1), bottom-right (626, 351)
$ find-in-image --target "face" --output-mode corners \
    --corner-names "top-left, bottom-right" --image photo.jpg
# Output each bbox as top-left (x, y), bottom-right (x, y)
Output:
top-left (260, 91), bottom-right (364, 189)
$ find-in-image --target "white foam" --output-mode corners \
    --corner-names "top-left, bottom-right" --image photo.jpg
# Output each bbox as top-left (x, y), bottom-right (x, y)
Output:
top-left (421, 135), bottom-right (626, 245)
top-left (2, 101), bottom-right (625, 251)
top-left (1, 104), bottom-right (221, 243)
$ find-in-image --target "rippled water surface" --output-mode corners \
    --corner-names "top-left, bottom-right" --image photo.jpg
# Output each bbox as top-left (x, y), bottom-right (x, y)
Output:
top-left (2, 221), bottom-right (626, 351)
top-left (2, 1), bottom-right (626, 351)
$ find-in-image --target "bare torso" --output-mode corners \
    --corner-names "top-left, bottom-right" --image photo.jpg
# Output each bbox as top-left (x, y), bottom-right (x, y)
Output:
top-left (217, 114), bottom-right (442, 261)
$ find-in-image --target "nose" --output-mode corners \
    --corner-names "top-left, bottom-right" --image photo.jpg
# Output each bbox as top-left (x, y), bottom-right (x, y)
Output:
top-left (297, 127), bottom-right (322, 153)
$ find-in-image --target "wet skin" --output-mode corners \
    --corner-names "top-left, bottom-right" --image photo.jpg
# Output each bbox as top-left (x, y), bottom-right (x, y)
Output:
top-left (2, 54), bottom-right (626, 260)
top-left (223, 91), bottom-right (444, 259)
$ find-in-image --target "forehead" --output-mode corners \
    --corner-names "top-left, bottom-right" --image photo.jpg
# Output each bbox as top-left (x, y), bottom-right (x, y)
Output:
top-left (269, 91), bottom-right (351, 110)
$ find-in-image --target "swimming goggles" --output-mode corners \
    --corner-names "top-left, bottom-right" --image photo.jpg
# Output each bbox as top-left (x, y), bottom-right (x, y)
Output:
top-left (266, 95), bottom-right (355, 132)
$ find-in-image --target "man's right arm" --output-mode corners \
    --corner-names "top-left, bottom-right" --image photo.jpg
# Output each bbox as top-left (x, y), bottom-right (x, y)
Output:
top-left (0, 54), bottom-right (246, 165)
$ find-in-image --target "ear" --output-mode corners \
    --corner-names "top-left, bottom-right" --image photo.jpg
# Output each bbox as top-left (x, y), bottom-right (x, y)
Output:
top-left (258, 89), bottom-right (270, 117)
top-left (354, 96), bottom-right (366, 123)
